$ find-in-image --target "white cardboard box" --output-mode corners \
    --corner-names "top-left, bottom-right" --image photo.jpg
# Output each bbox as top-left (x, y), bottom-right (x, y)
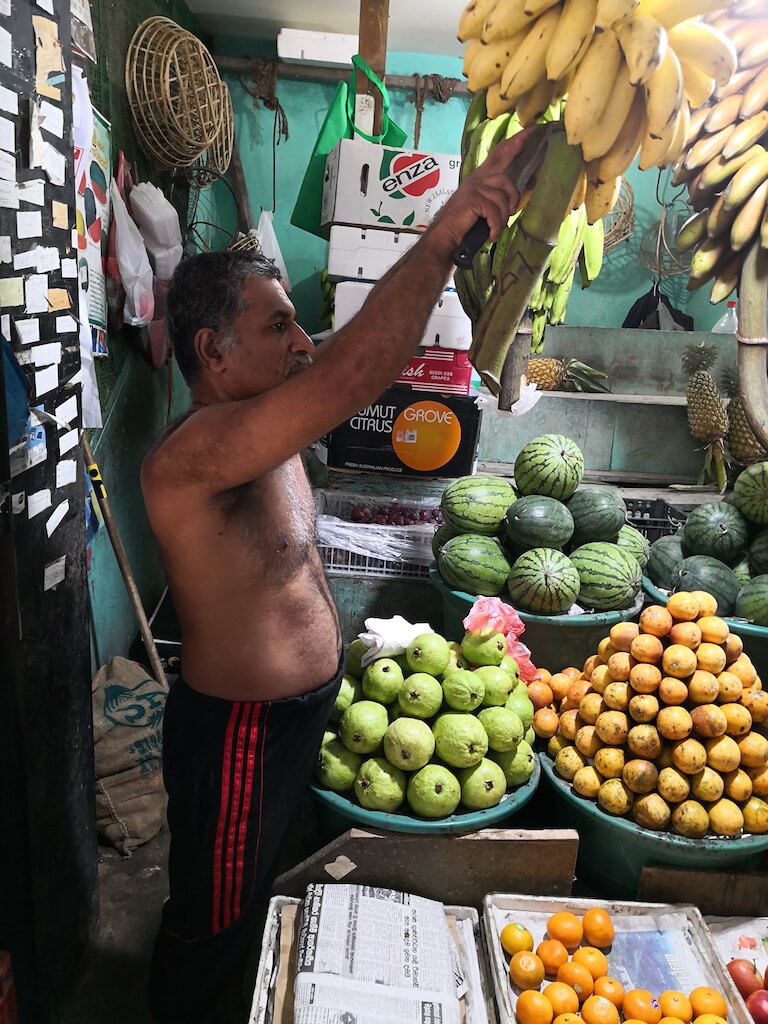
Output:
top-left (328, 226), bottom-right (454, 284)
top-left (322, 138), bottom-right (461, 234)
top-left (334, 280), bottom-right (473, 350)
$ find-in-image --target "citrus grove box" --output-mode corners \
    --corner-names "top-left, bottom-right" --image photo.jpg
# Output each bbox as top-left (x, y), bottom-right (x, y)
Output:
top-left (327, 387), bottom-right (481, 478)
top-left (322, 138), bottom-right (461, 233)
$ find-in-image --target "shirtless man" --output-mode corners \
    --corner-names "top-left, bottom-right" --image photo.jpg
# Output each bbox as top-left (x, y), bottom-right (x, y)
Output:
top-left (141, 128), bottom-right (531, 1024)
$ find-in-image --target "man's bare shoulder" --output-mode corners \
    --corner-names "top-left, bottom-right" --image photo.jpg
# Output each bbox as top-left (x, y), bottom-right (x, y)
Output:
top-left (141, 408), bottom-right (201, 488)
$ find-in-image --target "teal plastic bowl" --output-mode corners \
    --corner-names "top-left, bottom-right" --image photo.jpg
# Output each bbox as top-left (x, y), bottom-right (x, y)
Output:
top-left (430, 567), bottom-right (644, 673)
top-left (310, 756), bottom-right (540, 838)
top-left (642, 574), bottom-right (768, 678)
top-left (541, 754), bottom-right (768, 899)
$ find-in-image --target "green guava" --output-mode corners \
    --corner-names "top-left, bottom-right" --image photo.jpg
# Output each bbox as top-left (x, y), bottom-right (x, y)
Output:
top-left (394, 653), bottom-right (411, 675)
top-left (407, 765), bottom-right (461, 819)
top-left (432, 712), bottom-right (488, 768)
top-left (477, 707), bottom-right (524, 753)
top-left (354, 757), bottom-right (407, 812)
top-left (505, 689), bottom-right (534, 729)
top-left (321, 730), bottom-right (337, 748)
top-left (330, 673), bottom-right (363, 723)
top-left (362, 658), bottom-right (404, 705)
top-left (388, 705), bottom-right (402, 722)
top-left (443, 642), bottom-right (471, 678)
top-left (345, 638), bottom-right (368, 679)
top-left (383, 718), bottom-right (435, 771)
top-left (476, 665), bottom-right (515, 706)
top-left (493, 740), bottom-right (536, 787)
top-left (500, 655), bottom-right (521, 685)
top-left (406, 632), bottom-right (451, 676)
top-left (524, 727), bottom-right (536, 746)
top-left (315, 739), bottom-right (362, 792)
top-left (339, 700), bottom-right (388, 754)
top-left (461, 630), bottom-right (507, 667)
top-left (442, 669), bottom-right (485, 712)
top-left (458, 758), bottom-right (507, 810)
top-left (397, 673), bottom-right (444, 718)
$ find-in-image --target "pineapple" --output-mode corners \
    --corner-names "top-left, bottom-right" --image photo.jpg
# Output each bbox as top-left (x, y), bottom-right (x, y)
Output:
top-left (682, 343), bottom-right (729, 490)
top-left (722, 365), bottom-right (767, 466)
top-left (526, 357), bottom-right (610, 393)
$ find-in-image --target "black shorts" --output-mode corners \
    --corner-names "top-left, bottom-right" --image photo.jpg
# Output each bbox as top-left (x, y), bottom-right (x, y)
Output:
top-left (148, 662), bottom-right (342, 1024)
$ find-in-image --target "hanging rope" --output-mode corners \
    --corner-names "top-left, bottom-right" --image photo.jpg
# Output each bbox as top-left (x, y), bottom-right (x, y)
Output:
top-left (236, 59), bottom-right (289, 141)
top-left (411, 73), bottom-right (462, 147)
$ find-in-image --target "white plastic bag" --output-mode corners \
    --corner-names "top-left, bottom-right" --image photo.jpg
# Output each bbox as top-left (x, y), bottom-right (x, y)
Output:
top-left (110, 179), bottom-right (154, 326)
top-left (255, 210), bottom-right (291, 291)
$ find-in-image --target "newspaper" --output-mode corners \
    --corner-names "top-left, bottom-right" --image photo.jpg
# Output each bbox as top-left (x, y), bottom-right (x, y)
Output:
top-left (706, 917), bottom-right (768, 976)
top-left (294, 884), bottom-right (464, 1024)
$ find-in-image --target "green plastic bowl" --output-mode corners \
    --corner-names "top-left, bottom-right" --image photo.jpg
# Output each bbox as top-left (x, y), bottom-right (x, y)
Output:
top-left (310, 756), bottom-right (541, 837)
top-left (541, 754), bottom-right (768, 899)
top-left (642, 574), bottom-right (768, 678)
top-left (430, 567), bottom-right (644, 673)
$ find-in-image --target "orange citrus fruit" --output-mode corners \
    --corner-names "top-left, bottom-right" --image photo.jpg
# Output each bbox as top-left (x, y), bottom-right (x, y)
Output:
top-left (623, 989), bottom-right (662, 1024)
top-left (691, 591), bottom-right (718, 616)
top-left (537, 939), bottom-right (570, 976)
top-left (659, 992), bottom-right (693, 1023)
top-left (516, 990), bottom-right (555, 1024)
top-left (640, 605), bottom-right (674, 638)
top-left (557, 962), bottom-right (594, 1002)
top-left (573, 947), bottom-right (609, 980)
top-left (667, 593), bottom-right (700, 621)
top-left (689, 989), bottom-right (727, 1019)
top-left (693, 1016), bottom-right (727, 1024)
top-left (510, 951), bottom-right (546, 991)
top-left (544, 983), bottom-right (580, 1016)
top-left (594, 978), bottom-right (625, 1008)
top-left (502, 923), bottom-right (535, 957)
top-left (547, 911), bottom-right (584, 949)
top-left (553, 1014), bottom-right (582, 1024)
top-left (582, 995), bottom-right (620, 1024)
top-left (697, 616), bottom-right (729, 644)
top-left (582, 907), bottom-right (615, 948)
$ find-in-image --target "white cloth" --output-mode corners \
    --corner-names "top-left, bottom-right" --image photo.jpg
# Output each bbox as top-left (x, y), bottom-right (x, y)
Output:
top-left (358, 616), bottom-right (434, 668)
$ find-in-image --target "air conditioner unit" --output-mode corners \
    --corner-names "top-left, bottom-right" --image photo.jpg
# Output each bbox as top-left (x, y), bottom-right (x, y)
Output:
top-left (277, 28), bottom-right (359, 67)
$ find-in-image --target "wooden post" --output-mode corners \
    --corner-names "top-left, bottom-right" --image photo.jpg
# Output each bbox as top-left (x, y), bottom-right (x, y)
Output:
top-left (357, 0), bottom-right (390, 137)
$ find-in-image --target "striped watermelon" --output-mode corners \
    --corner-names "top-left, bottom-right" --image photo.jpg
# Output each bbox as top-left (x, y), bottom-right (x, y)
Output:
top-left (672, 555), bottom-right (740, 615)
top-left (570, 542), bottom-right (642, 611)
top-left (438, 534), bottom-right (511, 596)
top-left (508, 548), bottom-right (580, 615)
top-left (647, 534), bottom-right (687, 590)
top-left (432, 523), bottom-right (460, 561)
top-left (441, 476), bottom-right (516, 536)
top-left (733, 553), bottom-right (752, 587)
top-left (682, 501), bottom-right (749, 565)
top-left (749, 529), bottom-right (768, 576)
top-left (514, 435), bottom-right (584, 501)
top-left (734, 462), bottom-right (768, 524)
top-left (617, 524), bottom-right (651, 569)
top-left (567, 487), bottom-right (627, 546)
top-left (505, 496), bottom-right (574, 550)
top-left (735, 575), bottom-right (768, 625)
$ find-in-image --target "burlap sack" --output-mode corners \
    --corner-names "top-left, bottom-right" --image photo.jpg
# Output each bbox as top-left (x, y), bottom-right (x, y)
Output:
top-left (92, 656), bottom-right (168, 855)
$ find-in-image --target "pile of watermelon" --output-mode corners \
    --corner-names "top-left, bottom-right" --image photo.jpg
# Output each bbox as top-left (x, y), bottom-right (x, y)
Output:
top-left (434, 434), bottom-right (645, 616)
top-left (646, 463), bottom-right (768, 626)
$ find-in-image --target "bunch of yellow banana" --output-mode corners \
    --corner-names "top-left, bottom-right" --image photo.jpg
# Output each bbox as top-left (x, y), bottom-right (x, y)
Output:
top-left (672, 0), bottom-right (768, 303)
top-left (459, 0), bottom-right (739, 226)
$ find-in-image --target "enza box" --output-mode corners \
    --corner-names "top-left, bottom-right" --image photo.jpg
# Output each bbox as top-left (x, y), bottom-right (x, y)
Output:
top-left (327, 226), bottom-right (419, 281)
top-left (396, 348), bottom-right (473, 395)
top-left (327, 387), bottom-right (481, 478)
top-left (322, 138), bottom-right (460, 234)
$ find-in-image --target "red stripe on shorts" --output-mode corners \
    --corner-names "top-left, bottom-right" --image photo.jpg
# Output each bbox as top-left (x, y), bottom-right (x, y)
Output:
top-left (231, 703), bottom-right (263, 920)
top-left (211, 703), bottom-right (242, 934)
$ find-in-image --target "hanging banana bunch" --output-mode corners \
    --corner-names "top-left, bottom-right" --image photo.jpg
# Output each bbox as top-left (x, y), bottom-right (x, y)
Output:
top-left (673, 1), bottom-right (768, 304)
top-left (456, 0), bottom-right (741, 395)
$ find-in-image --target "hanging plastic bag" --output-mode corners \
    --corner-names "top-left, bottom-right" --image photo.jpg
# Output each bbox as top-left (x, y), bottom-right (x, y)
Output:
top-left (110, 178), bottom-right (154, 327)
top-left (255, 210), bottom-right (291, 291)
top-left (291, 54), bottom-right (407, 239)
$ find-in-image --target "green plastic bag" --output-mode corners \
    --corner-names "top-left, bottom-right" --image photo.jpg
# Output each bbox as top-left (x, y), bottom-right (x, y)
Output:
top-left (291, 54), bottom-right (407, 239)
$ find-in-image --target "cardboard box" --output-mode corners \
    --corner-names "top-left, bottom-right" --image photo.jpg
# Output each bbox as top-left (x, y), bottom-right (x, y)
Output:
top-left (396, 348), bottom-right (473, 395)
top-left (322, 138), bottom-right (460, 234)
top-left (327, 387), bottom-right (481, 478)
top-left (328, 225), bottom-right (455, 285)
top-left (334, 280), bottom-right (472, 351)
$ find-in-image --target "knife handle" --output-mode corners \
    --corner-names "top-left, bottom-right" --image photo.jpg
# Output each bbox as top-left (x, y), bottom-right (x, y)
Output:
top-left (454, 219), bottom-right (490, 269)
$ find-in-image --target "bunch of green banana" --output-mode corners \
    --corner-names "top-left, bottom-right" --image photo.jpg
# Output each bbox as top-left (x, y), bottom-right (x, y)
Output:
top-left (673, 3), bottom-right (768, 304)
top-left (318, 267), bottom-right (335, 331)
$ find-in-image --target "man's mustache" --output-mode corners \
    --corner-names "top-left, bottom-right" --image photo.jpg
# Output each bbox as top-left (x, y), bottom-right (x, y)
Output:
top-left (287, 354), bottom-right (313, 377)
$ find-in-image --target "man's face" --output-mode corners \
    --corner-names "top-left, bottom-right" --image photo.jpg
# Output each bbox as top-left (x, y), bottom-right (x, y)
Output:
top-left (212, 276), bottom-right (315, 400)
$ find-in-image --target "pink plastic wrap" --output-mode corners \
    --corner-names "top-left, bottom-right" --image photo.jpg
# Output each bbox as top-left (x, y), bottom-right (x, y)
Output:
top-left (462, 598), bottom-right (539, 682)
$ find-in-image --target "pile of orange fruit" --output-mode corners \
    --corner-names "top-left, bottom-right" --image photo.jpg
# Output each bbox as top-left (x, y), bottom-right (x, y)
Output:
top-left (526, 591), bottom-right (768, 838)
top-left (500, 908), bottom-right (730, 1024)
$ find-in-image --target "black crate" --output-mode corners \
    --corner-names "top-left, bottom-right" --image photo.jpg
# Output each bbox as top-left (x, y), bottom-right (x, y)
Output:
top-left (625, 498), bottom-right (688, 543)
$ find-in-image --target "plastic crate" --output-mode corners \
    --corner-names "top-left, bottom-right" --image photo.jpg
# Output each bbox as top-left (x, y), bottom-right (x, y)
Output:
top-left (314, 488), bottom-right (438, 580)
top-left (625, 497), bottom-right (687, 542)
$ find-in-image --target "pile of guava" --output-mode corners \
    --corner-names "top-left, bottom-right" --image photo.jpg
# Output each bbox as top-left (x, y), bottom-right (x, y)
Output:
top-left (315, 628), bottom-right (537, 819)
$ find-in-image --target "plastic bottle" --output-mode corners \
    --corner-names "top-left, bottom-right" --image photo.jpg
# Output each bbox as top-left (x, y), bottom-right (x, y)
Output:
top-left (712, 300), bottom-right (738, 335)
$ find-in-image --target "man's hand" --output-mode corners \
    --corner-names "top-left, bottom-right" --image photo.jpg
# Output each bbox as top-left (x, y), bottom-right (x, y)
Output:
top-left (427, 126), bottom-right (537, 253)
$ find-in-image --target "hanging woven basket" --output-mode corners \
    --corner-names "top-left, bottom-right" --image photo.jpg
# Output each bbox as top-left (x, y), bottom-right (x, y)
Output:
top-left (603, 177), bottom-right (635, 254)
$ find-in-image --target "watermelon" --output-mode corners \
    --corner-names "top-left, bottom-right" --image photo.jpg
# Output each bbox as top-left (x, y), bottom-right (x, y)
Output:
top-left (438, 534), bottom-right (511, 597)
top-left (617, 524), bottom-right (651, 569)
top-left (733, 462), bottom-right (768, 524)
top-left (734, 575), bottom-right (768, 625)
top-left (441, 476), bottom-right (516, 535)
top-left (672, 555), bottom-right (740, 615)
top-left (646, 535), bottom-right (687, 590)
top-left (567, 487), bottom-right (627, 546)
top-left (505, 495), bottom-right (574, 550)
top-left (749, 530), bottom-right (768, 577)
top-left (570, 542), bottom-right (642, 611)
top-left (682, 501), bottom-right (749, 565)
top-left (508, 548), bottom-right (580, 615)
top-left (733, 553), bottom-right (752, 588)
top-left (514, 434), bottom-right (584, 501)
top-left (432, 523), bottom-right (460, 562)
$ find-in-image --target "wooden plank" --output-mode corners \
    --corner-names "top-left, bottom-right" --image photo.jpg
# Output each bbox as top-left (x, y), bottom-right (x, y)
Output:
top-left (535, 392), bottom-right (689, 407)
top-left (358, 0), bottom-right (390, 136)
top-left (639, 867), bottom-right (768, 917)
top-left (478, 461), bottom-right (701, 486)
top-left (273, 828), bottom-right (579, 907)
top-left (227, 143), bottom-right (255, 234)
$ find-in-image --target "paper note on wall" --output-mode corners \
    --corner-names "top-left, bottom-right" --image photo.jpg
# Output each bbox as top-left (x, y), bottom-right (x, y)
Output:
top-left (47, 287), bottom-right (70, 310)
top-left (17, 179), bottom-right (45, 205)
top-left (33, 16), bottom-right (65, 101)
top-left (45, 498), bottom-right (69, 537)
top-left (28, 487), bottom-right (51, 518)
top-left (59, 427), bottom-right (78, 454)
top-left (17, 210), bottom-right (42, 238)
top-left (35, 363), bottom-right (58, 396)
top-left (55, 459), bottom-right (76, 486)
top-left (0, 26), bottom-right (11, 67)
top-left (14, 318), bottom-right (40, 344)
top-left (25, 273), bottom-right (48, 313)
top-left (52, 200), bottom-right (68, 228)
top-left (0, 277), bottom-right (24, 306)
top-left (0, 178), bottom-right (17, 208)
top-left (0, 235), bottom-right (9, 263)
top-left (0, 115), bottom-right (13, 152)
top-left (44, 555), bottom-right (66, 590)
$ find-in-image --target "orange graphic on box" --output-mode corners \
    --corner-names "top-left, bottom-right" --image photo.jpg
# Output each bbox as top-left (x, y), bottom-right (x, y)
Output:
top-left (392, 400), bottom-right (462, 472)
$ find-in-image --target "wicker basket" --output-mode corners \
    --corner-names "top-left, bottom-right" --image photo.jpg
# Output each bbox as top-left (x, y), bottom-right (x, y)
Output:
top-left (603, 177), bottom-right (634, 253)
